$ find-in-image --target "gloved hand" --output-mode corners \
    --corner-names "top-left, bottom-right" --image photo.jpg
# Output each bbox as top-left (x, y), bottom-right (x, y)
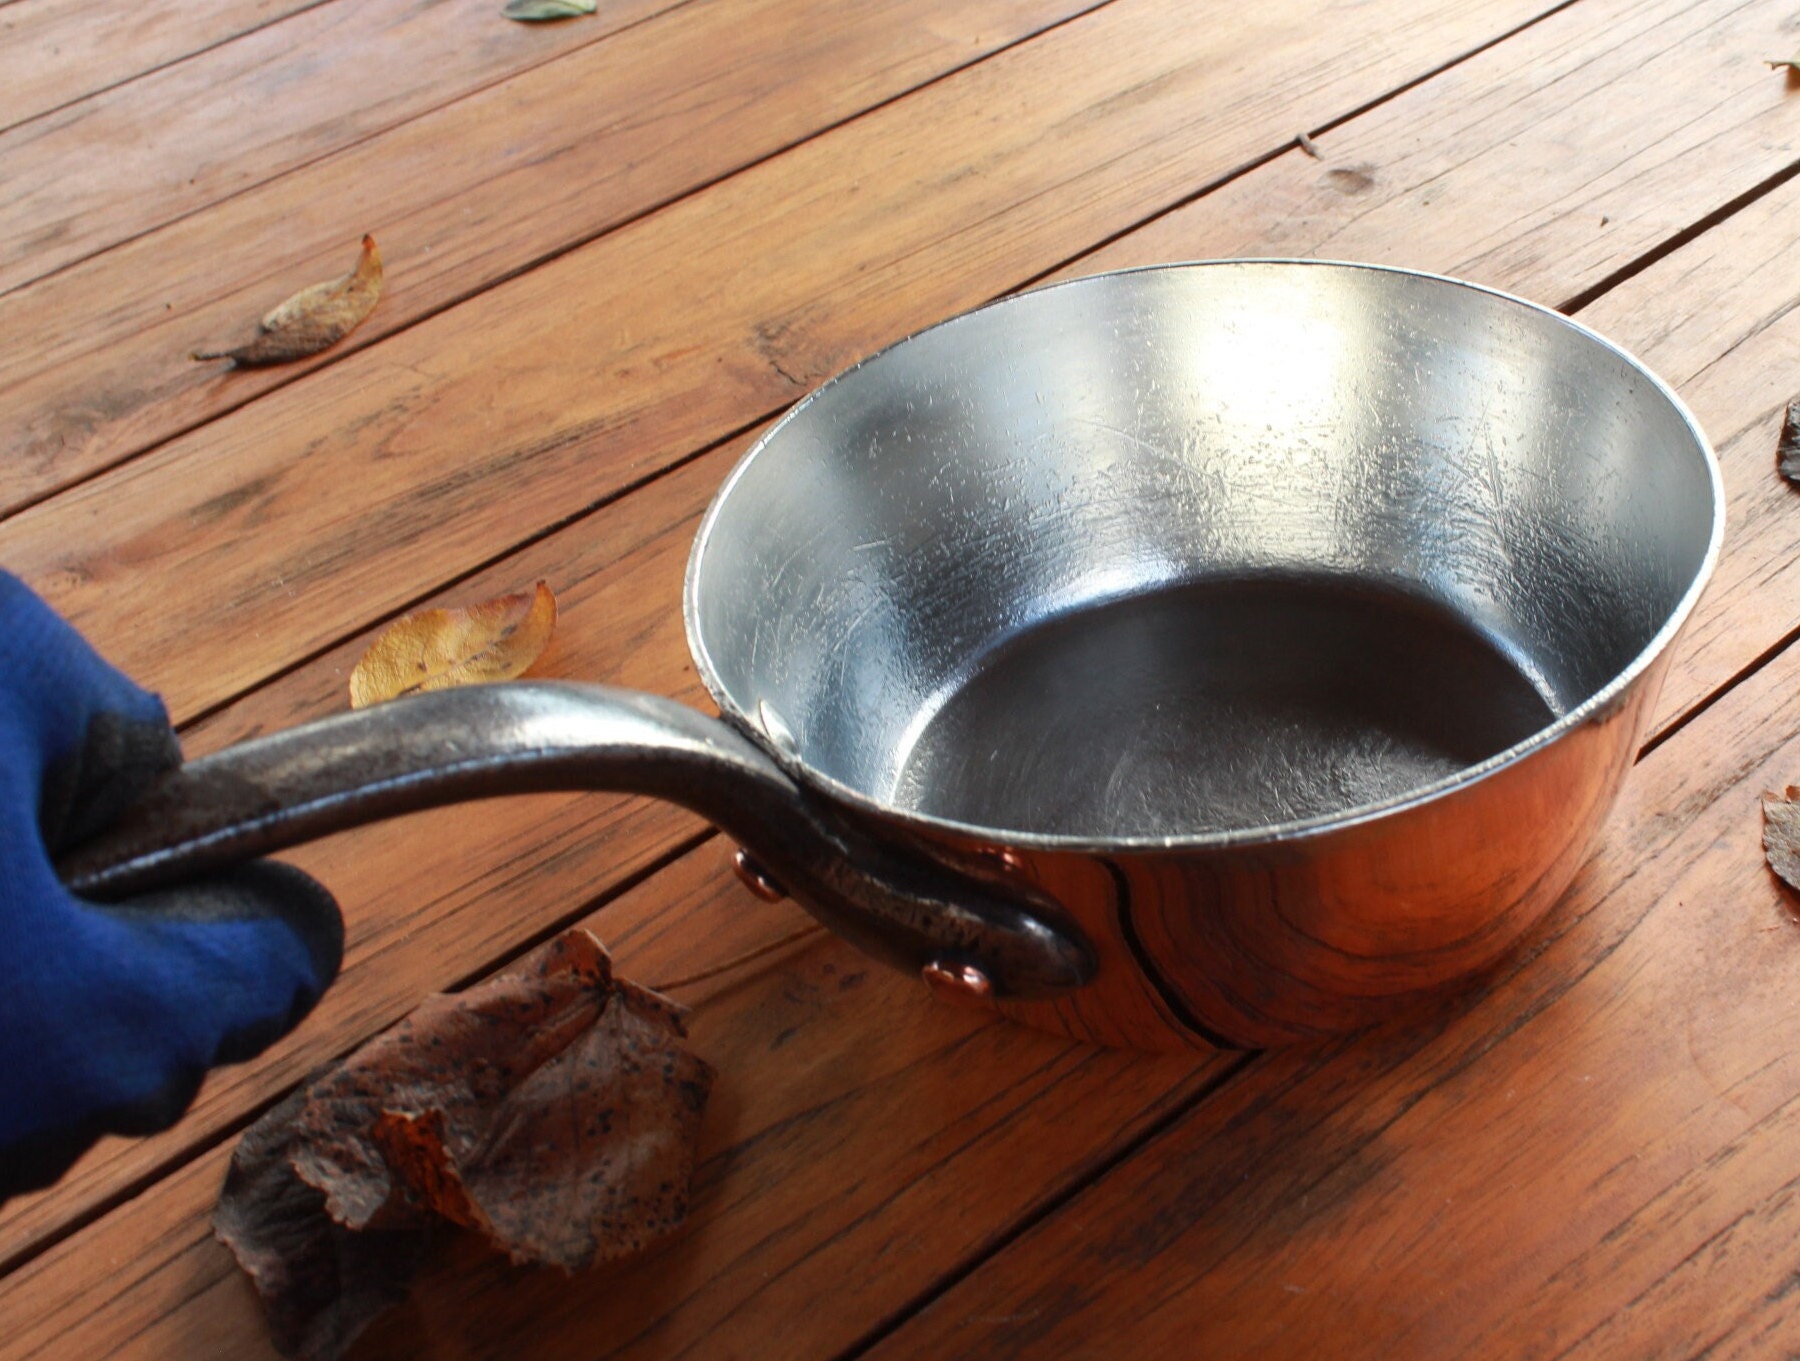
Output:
top-left (0, 572), bottom-right (342, 1199)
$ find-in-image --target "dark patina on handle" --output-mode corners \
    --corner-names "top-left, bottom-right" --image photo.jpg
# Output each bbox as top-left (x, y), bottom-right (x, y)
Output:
top-left (58, 682), bottom-right (1094, 1001)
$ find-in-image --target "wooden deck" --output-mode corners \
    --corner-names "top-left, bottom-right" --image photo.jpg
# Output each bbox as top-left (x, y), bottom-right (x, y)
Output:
top-left (5, 0), bottom-right (1800, 1355)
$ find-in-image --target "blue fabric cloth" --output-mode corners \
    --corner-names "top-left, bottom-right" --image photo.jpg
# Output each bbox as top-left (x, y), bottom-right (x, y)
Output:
top-left (0, 572), bottom-right (341, 1194)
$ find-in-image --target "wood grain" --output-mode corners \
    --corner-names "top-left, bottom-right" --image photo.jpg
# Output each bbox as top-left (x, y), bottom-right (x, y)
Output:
top-left (0, 0), bottom-right (1576, 726)
top-left (0, 840), bottom-right (1225, 1361)
top-left (1072, 0), bottom-right (1800, 321)
top-left (0, 0), bottom-right (1104, 513)
top-left (0, 0), bottom-right (682, 294)
top-left (0, 0), bottom-right (320, 131)
top-left (1576, 175), bottom-right (1800, 737)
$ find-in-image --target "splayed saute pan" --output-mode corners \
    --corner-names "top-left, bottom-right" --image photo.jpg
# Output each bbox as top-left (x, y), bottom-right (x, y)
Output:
top-left (62, 261), bottom-right (1722, 1050)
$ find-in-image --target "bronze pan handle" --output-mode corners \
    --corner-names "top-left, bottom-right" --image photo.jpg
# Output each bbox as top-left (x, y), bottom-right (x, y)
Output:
top-left (57, 682), bottom-right (1094, 1002)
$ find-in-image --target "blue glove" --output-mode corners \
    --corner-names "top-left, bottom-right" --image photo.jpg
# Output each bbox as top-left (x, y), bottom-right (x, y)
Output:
top-left (0, 573), bottom-right (342, 1198)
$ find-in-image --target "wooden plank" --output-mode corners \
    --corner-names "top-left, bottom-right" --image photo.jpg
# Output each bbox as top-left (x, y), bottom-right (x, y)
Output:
top-left (0, 0), bottom-right (321, 132)
top-left (0, 0), bottom-right (1108, 514)
top-left (9, 0), bottom-right (1794, 1274)
top-left (0, 0), bottom-right (1588, 727)
top-left (0, 840), bottom-right (1227, 1361)
top-left (1069, 0), bottom-right (1800, 327)
top-left (855, 584), bottom-right (1800, 1361)
top-left (0, 0), bottom-right (684, 294)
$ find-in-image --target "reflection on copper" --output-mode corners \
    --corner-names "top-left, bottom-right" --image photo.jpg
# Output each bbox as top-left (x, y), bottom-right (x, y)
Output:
top-left (732, 847), bottom-right (789, 902)
top-left (922, 960), bottom-right (996, 1009)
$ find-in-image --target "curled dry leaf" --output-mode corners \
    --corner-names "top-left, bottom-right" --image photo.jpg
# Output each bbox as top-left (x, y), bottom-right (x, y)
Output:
top-left (349, 580), bottom-right (556, 709)
top-left (193, 236), bottom-right (383, 368)
top-left (215, 928), bottom-right (715, 1361)
top-left (1764, 787), bottom-right (1800, 893)
top-left (503, 0), bottom-right (596, 19)
top-left (1777, 399), bottom-right (1800, 486)
top-left (213, 1085), bottom-right (429, 1361)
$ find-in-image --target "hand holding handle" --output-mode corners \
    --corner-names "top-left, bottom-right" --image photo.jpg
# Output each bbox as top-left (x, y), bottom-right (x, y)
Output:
top-left (60, 683), bottom-right (1094, 1000)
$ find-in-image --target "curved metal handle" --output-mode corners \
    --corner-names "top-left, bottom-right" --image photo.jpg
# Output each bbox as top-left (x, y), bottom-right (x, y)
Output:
top-left (57, 682), bottom-right (1093, 1001)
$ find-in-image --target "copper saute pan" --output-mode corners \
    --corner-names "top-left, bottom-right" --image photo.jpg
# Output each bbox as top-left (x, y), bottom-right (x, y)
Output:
top-left (62, 261), bottom-right (1723, 1050)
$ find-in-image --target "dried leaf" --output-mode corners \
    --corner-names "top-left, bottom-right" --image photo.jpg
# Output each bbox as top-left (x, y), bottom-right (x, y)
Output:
top-left (1765, 788), bottom-right (1800, 892)
top-left (1767, 56), bottom-right (1800, 74)
top-left (349, 581), bottom-right (556, 709)
top-left (503, 0), bottom-right (596, 19)
top-left (216, 929), bottom-right (713, 1359)
top-left (1778, 400), bottom-right (1800, 486)
top-left (193, 236), bottom-right (383, 367)
top-left (213, 1085), bottom-right (431, 1361)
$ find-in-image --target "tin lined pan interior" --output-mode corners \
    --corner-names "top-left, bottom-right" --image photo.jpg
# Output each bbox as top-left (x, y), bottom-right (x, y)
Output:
top-left (687, 262), bottom-right (1718, 846)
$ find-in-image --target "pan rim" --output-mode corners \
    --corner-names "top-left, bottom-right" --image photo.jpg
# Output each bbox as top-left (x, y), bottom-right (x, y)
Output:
top-left (684, 257), bottom-right (1725, 854)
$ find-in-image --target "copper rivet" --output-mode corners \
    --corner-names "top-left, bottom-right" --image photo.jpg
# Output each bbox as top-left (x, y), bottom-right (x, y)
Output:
top-left (976, 845), bottom-right (1025, 875)
top-left (922, 960), bottom-right (995, 1007)
top-left (732, 848), bottom-right (788, 902)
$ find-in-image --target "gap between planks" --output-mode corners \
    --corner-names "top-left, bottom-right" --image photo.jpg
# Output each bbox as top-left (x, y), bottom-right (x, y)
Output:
top-left (0, 0), bottom-right (336, 136)
top-left (0, 0), bottom-right (702, 298)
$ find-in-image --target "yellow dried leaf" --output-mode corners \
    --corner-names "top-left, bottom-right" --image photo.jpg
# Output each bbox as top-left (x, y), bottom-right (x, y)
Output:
top-left (349, 581), bottom-right (557, 709)
top-left (193, 236), bottom-right (383, 368)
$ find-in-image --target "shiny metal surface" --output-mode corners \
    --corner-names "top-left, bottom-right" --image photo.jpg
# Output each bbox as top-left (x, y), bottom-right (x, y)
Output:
top-left (67, 262), bottom-right (1721, 1050)
top-left (689, 260), bottom-right (1720, 1046)
top-left (921, 960), bottom-right (997, 1009)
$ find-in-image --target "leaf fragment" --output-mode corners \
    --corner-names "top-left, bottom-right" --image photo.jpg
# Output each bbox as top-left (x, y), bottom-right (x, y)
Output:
top-left (1765, 787), bottom-right (1800, 892)
top-left (503, 0), bottom-right (596, 19)
top-left (215, 929), bottom-right (714, 1360)
top-left (1766, 56), bottom-right (1800, 74)
top-left (193, 236), bottom-right (383, 368)
top-left (1778, 399), bottom-right (1800, 486)
top-left (213, 1085), bottom-right (431, 1361)
top-left (349, 580), bottom-right (556, 709)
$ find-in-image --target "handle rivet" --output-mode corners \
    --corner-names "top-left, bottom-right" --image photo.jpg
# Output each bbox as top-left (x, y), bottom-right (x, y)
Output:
top-left (732, 848), bottom-right (788, 902)
top-left (987, 847), bottom-right (1026, 874)
top-left (922, 960), bottom-right (995, 1007)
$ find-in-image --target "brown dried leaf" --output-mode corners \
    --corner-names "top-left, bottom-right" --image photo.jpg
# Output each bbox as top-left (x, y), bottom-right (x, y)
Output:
top-left (193, 235), bottom-right (383, 367)
top-left (213, 1085), bottom-right (431, 1361)
top-left (348, 580), bottom-right (556, 709)
top-left (291, 929), bottom-right (711, 1266)
top-left (1764, 787), bottom-right (1800, 892)
top-left (1778, 400), bottom-right (1800, 486)
top-left (215, 930), bottom-right (713, 1359)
